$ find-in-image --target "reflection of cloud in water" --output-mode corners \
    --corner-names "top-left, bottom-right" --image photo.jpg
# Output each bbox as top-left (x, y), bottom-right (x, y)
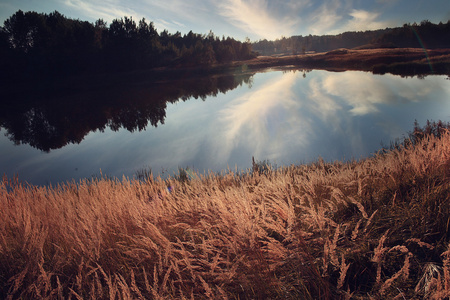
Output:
top-left (319, 72), bottom-right (444, 116)
top-left (152, 71), bottom-right (450, 172)
top-left (304, 71), bottom-right (450, 156)
top-left (216, 72), bottom-right (310, 160)
top-left (307, 77), bottom-right (343, 127)
top-left (210, 71), bottom-right (448, 165)
top-left (324, 73), bottom-right (395, 115)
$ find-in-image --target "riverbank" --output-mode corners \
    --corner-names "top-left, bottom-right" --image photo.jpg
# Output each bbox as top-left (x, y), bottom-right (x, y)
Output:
top-left (117, 47), bottom-right (450, 82)
top-left (237, 48), bottom-right (450, 76)
top-left (1, 122), bottom-right (450, 299)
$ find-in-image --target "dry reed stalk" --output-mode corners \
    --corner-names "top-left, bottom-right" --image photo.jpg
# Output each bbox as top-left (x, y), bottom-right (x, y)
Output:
top-left (198, 275), bottom-right (213, 299)
top-left (363, 209), bottom-right (378, 234)
top-left (141, 266), bottom-right (152, 296)
top-left (93, 270), bottom-right (103, 298)
top-left (442, 243), bottom-right (450, 293)
top-left (68, 287), bottom-right (83, 300)
top-left (328, 225), bottom-right (340, 267)
top-left (430, 273), bottom-right (450, 300)
top-left (261, 236), bottom-right (288, 272)
top-left (351, 218), bottom-right (363, 241)
top-left (331, 186), bottom-right (347, 205)
top-left (215, 284), bottom-right (229, 300)
top-left (130, 269), bottom-right (144, 299)
top-left (55, 275), bottom-right (63, 299)
top-left (406, 238), bottom-right (434, 250)
top-left (380, 248), bottom-right (412, 295)
top-left (372, 230), bottom-right (389, 285)
top-left (7, 265), bottom-right (29, 297)
top-left (337, 253), bottom-right (350, 289)
top-left (97, 264), bottom-right (117, 300)
top-left (348, 196), bottom-right (368, 219)
top-left (152, 264), bottom-right (160, 298)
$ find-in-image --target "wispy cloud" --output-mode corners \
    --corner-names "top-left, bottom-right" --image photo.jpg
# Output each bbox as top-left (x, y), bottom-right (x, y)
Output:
top-left (335, 9), bottom-right (394, 33)
top-left (63, 0), bottom-right (140, 21)
top-left (216, 0), bottom-right (301, 40)
top-left (303, 1), bottom-right (397, 35)
top-left (142, 0), bottom-right (208, 22)
top-left (172, 20), bottom-right (186, 28)
top-left (62, 0), bottom-right (194, 33)
top-left (306, 1), bottom-right (343, 35)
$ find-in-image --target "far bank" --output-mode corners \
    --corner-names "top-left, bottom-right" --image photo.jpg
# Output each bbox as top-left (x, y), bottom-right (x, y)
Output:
top-left (235, 48), bottom-right (450, 76)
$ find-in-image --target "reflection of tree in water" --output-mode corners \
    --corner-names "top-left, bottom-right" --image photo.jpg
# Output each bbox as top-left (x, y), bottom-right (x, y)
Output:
top-left (0, 72), bottom-right (254, 152)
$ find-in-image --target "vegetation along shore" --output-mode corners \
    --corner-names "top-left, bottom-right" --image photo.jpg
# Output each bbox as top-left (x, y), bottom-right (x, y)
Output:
top-left (1, 121), bottom-right (450, 299)
top-left (238, 48), bottom-right (450, 76)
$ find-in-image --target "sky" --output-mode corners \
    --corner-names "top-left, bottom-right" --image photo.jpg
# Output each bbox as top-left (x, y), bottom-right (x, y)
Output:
top-left (0, 0), bottom-right (449, 41)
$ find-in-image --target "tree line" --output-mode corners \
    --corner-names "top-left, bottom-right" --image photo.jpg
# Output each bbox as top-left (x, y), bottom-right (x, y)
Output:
top-left (253, 20), bottom-right (450, 55)
top-left (0, 10), bottom-right (256, 82)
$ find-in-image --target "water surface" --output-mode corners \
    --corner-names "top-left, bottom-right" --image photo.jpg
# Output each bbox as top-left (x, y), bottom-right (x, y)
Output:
top-left (1, 70), bottom-right (449, 185)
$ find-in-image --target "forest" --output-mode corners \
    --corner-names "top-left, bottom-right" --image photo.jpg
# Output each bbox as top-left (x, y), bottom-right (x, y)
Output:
top-left (253, 20), bottom-right (450, 55)
top-left (0, 10), bottom-right (256, 83)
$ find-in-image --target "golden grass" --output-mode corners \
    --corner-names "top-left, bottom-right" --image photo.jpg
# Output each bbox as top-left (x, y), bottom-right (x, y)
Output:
top-left (1, 130), bottom-right (450, 299)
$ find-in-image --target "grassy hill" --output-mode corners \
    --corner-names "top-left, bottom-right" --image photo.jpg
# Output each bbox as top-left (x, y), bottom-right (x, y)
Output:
top-left (1, 121), bottom-right (450, 299)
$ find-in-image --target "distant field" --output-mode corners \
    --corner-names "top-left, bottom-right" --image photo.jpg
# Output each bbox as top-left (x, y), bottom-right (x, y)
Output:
top-left (241, 48), bottom-right (450, 75)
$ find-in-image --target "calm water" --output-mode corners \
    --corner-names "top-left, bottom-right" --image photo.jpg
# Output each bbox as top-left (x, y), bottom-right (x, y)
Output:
top-left (1, 69), bottom-right (449, 185)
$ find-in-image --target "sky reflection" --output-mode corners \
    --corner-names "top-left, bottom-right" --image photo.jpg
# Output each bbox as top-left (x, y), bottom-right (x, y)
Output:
top-left (216, 72), bottom-right (307, 161)
top-left (1, 70), bottom-right (449, 185)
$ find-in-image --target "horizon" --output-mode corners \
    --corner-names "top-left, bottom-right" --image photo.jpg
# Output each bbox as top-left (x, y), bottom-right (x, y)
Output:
top-left (0, 0), bottom-right (449, 42)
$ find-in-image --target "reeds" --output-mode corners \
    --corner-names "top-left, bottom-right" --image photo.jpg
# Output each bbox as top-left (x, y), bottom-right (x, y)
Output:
top-left (1, 127), bottom-right (450, 299)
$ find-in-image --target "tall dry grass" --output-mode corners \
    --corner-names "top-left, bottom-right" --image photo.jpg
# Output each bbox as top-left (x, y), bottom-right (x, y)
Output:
top-left (1, 128), bottom-right (450, 299)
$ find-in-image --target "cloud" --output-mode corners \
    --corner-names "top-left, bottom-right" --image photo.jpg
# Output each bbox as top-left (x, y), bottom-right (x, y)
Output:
top-left (333, 9), bottom-right (394, 33)
top-left (306, 1), bottom-right (343, 35)
top-left (61, 0), bottom-right (198, 34)
top-left (172, 20), bottom-right (186, 28)
top-left (216, 0), bottom-right (300, 40)
top-left (144, 0), bottom-right (207, 22)
top-left (63, 0), bottom-right (140, 22)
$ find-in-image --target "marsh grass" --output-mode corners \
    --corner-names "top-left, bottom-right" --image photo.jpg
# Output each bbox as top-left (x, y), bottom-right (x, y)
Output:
top-left (1, 124), bottom-right (450, 299)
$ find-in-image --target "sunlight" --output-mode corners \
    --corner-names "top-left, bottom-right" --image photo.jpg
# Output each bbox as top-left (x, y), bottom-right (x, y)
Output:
top-left (217, 0), bottom-right (299, 40)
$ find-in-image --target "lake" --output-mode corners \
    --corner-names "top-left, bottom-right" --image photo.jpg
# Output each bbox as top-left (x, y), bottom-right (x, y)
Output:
top-left (1, 69), bottom-right (449, 186)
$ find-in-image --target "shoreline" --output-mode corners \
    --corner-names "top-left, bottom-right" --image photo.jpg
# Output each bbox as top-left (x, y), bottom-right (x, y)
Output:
top-left (234, 48), bottom-right (450, 76)
top-left (106, 47), bottom-right (450, 82)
